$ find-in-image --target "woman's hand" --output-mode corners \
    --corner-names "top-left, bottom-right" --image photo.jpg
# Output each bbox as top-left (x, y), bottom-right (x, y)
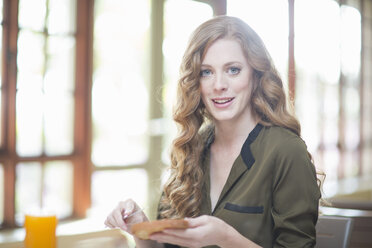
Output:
top-left (104, 199), bottom-right (148, 233)
top-left (150, 215), bottom-right (229, 247)
top-left (150, 215), bottom-right (261, 248)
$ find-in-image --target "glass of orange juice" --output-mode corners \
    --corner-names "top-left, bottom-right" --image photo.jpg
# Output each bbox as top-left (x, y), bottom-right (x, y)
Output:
top-left (24, 211), bottom-right (58, 248)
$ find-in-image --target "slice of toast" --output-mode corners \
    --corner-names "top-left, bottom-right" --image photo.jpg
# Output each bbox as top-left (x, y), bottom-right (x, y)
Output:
top-left (131, 219), bottom-right (189, 240)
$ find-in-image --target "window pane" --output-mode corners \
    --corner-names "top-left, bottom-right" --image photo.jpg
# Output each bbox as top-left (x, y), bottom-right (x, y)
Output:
top-left (44, 93), bottom-right (74, 155)
top-left (15, 162), bottom-right (72, 225)
top-left (18, 0), bottom-right (47, 31)
top-left (91, 169), bottom-right (148, 215)
top-left (363, 146), bottom-right (372, 175)
top-left (44, 36), bottom-right (75, 155)
top-left (323, 84), bottom-right (339, 146)
top-left (16, 30), bottom-right (45, 91)
top-left (295, 0), bottom-right (341, 85)
top-left (162, 0), bottom-right (213, 163)
top-left (44, 161), bottom-right (73, 218)
top-left (323, 148), bottom-right (340, 182)
top-left (343, 86), bottom-right (360, 178)
top-left (45, 36), bottom-right (75, 93)
top-left (340, 5), bottom-right (361, 78)
top-left (92, 0), bottom-right (150, 166)
top-left (227, 0), bottom-right (289, 82)
top-left (16, 90), bottom-right (44, 156)
top-left (344, 87), bottom-right (360, 150)
top-left (16, 30), bottom-right (44, 156)
top-left (16, 163), bottom-right (42, 224)
top-left (48, 0), bottom-right (76, 34)
top-left (0, 164), bottom-right (3, 225)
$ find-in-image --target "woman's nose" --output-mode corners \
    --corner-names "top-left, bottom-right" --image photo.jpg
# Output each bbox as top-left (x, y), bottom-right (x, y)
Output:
top-left (214, 73), bottom-right (228, 91)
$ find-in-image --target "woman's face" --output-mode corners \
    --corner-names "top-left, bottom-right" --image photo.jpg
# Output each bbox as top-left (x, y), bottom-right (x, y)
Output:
top-left (200, 38), bottom-right (253, 124)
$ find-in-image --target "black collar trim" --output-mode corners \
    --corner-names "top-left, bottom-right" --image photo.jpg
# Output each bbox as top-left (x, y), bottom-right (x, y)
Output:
top-left (241, 123), bottom-right (263, 169)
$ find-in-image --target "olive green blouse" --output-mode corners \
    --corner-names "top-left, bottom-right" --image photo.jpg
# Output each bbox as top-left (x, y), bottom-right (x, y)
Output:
top-left (161, 124), bottom-right (321, 248)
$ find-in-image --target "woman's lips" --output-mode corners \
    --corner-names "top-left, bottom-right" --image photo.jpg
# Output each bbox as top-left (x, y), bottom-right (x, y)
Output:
top-left (211, 97), bottom-right (234, 107)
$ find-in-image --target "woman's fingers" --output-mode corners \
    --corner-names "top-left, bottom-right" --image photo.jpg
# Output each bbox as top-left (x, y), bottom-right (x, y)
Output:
top-left (104, 199), bottom-right (142, 231)
top-left (104, 214), bottom-right (116, 228)
top-left (125, 200), bottom-right (137, 215)
top-left (150, 230), bottom-right (194, 248)
top-left (105, 213), bottom-right (121, 229)
top-left (184, 215), bottom-right (207, 227)
top-left (112, 207), bottom-right (127, 230)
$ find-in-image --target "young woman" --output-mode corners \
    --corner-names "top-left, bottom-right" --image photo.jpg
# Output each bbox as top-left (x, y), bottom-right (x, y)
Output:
top-left (105, 16), bottom-right (321, 248)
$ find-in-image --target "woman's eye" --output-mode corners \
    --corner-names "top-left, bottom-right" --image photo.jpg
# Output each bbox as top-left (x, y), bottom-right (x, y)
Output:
top-left (200, 69), bottom-right (212, 77)
top-left (228, 67), bottom-right (241, 75)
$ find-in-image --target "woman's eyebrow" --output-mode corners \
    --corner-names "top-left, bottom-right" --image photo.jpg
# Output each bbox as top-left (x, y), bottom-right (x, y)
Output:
top-left (201, 61), bottom-right (243, 67)
top-left (224, 61), bottom-right (243, 66)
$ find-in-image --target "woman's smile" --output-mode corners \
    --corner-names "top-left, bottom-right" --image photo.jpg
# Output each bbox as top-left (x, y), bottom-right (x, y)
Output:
top-left (211, 97), bottom-right (235, 107)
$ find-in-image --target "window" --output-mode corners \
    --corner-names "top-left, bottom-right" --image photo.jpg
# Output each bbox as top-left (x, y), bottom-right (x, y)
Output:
top-left (15, 0), bottom-right (76, 223)
top-left (294, 0), bottom-right (363, 184)
top-left (90, 0), bottom-right (151, 214)
top-left (92, 0), bottom-right (150, 167)
top-left (0, 0), bottom-right (79, 228)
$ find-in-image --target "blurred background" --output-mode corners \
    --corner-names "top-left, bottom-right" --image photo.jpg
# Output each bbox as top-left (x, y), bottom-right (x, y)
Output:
top-left (0, 0), bottom-right (371, 237)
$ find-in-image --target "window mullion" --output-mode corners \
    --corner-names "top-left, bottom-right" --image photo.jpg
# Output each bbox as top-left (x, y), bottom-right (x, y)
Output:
top-left (2, 0), bottom-right (19, 228)
top-left (146, 0), bottom-right (165, 220)
top-left (73, 0), bottom-right (94, 218)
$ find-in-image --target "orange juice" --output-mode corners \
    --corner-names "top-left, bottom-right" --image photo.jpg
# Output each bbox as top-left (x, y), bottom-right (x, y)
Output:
top-left (24, 214), bottom-right (58, 248)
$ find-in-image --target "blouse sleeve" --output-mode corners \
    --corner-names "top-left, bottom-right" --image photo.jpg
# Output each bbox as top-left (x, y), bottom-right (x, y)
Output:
top-left (271, 137), bottom-right (321, 247)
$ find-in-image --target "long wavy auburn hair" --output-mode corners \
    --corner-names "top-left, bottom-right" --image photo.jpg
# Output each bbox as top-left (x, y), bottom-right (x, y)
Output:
top-left (159, 16), bottom-right (320, 219)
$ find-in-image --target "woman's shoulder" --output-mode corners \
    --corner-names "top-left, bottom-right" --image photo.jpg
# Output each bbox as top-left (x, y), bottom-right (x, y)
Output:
top-left (259, 125), bottom-right (309, 156)
top-left (263, 125), bottom-right (304, 144)
top-left (259, 125), bottom-right (315, 177)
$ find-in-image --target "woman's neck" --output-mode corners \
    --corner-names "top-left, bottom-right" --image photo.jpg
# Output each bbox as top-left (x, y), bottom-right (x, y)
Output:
top-left (213, 115), bottom-right (258, 148)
